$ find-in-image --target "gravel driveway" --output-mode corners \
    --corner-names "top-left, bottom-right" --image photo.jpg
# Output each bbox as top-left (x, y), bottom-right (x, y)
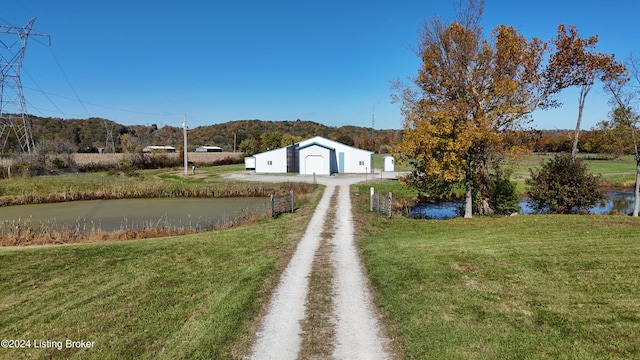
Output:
top-left (228, 172), bottom-right (392, 359)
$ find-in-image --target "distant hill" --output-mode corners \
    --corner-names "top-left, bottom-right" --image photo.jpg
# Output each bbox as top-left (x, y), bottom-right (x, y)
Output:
top-left (22, 116), bottom-right (401, 153)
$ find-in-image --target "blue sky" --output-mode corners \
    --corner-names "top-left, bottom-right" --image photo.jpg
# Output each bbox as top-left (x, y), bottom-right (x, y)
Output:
top-left (2, 0), bottom-right (639, 130)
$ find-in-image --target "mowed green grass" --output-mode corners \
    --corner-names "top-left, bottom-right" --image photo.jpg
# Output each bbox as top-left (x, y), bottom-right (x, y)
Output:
top-left (353, 189), bottom-right (640, 358)
top-left (0, 187), bottom-right (320, 359)
top-left (511, 154), bottom-right (637, 189)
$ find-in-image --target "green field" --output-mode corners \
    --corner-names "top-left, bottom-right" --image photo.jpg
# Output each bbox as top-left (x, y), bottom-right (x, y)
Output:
top-left (512, 154), bottom-right (637, 189)
top-left (352, 185), bottom-right (640, 358)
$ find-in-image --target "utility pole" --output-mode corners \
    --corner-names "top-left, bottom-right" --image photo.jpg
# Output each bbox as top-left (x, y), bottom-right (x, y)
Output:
top-left (183, 114), bottom-right (188, 176)
top-left (0, 17), bottom-right (49, 154)
top-left (370, 102), bottom-right (379, 151)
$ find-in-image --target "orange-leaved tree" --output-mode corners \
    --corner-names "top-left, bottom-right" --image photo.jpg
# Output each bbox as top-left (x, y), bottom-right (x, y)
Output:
top-left (393, 0), bottom-right (547, 218)
top-left (544, 24), bottom-right (626, 159)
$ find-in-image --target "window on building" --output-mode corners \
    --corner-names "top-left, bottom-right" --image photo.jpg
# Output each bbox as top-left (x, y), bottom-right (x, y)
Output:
top-left (359, 161), bottom-right (364, 166)
top-left (267, 161), bottom-right (273, 165)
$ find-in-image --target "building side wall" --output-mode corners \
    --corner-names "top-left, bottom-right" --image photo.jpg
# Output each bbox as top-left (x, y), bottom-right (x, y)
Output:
top-left (340, 146), bottom-right (372, 173)
top-left (254, 148), bottom-right (287, 173)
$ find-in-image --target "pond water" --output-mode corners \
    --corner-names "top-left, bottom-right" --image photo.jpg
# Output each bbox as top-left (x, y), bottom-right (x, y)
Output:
top-left (0, 197), bottom-right (270, 232)
top-left (411, 191), bottom-right (637, 219)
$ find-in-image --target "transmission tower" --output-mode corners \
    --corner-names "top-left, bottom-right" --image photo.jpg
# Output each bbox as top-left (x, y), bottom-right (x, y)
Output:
top-left (0, 17), bottom-right (49, 154)
top-left (104, 120), bottom-right (115, 153)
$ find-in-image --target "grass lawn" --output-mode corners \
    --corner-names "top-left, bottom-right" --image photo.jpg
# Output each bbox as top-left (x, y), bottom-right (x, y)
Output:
top-left (511, 154), bottom-right (637, 190)
top-left (352, 186), bottom-right (640, 359)
top-left (0, 185), bottom-right (321, 359)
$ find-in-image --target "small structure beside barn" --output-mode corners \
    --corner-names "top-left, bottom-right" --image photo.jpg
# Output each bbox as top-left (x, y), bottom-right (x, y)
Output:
top-left (383, 156), bottom-right (395, 172)
top-left (195, 146), bottom-right (222, 152)
top-left (244, 156), bottom-right (256, 170)
top-left (253, 136), bottom-right (372, 175)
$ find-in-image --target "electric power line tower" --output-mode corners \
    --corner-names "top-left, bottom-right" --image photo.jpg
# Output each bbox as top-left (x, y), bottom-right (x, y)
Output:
top-left (104, 120), bottom-right (115, 153)
top-left (0, 17), bottom-right (49, 154)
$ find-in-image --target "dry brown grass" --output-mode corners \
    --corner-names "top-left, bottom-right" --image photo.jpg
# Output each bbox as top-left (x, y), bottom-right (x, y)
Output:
top-left (72, 152), bottom-right (242, 166)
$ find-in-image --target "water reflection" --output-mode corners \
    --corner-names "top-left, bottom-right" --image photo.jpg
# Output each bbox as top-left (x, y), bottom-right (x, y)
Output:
top-left (411, 191), bottom-right (637, 219)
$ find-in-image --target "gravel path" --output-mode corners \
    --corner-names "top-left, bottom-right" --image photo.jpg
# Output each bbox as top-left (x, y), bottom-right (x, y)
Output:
top-left (232, 172), bottom-right (392, 360)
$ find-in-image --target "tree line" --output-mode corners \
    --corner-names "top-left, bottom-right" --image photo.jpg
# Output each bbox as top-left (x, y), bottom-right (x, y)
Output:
top-left (1, 117), bottom-right (402, 155)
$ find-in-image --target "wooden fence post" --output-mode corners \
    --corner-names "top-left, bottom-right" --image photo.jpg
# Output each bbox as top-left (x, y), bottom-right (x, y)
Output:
top-left (270, 194), bottom-right (275, 218)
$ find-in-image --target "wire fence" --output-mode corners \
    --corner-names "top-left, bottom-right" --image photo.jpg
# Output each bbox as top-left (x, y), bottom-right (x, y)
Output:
top-left (370, 187), bottom-right (392, 218)
top-left (271, 190), bottom-right (294, 218)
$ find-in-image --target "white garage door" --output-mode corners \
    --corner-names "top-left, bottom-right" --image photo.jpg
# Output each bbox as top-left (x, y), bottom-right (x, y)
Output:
top-left (304, 155), bottom-right (326, 175)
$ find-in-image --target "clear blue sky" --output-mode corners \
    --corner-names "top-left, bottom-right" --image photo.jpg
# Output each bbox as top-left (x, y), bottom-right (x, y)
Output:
top-left (2, 0), bottom-right (639, 130)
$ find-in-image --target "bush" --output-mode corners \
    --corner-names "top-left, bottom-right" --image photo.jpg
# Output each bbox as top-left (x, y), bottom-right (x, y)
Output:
top-left (526, 154), bottom-right (604, 214)
top-left (51, 157), bottom-right (66, 169)
top-left (488, 169), bottom-right (520, 215)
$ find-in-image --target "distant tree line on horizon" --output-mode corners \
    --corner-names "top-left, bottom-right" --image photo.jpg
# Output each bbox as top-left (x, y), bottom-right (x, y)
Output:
top-left (0, 115), bottom-right (631, 157)
top-left (1, 116), bottom-right (403, 155)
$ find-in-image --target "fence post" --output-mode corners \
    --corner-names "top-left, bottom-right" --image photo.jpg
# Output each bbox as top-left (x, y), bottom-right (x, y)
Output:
top-left (388, 192), bottom-right (393, 218)
top-left (270, 194), bottom-right (275, 218)
top-left (290, 189), bottom-right (294, 213)
top-left (370, 187), bottom-right (374, 212)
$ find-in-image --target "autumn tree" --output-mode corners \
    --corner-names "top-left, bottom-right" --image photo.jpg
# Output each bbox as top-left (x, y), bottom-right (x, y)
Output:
top-left (394, 0), bottom-right (546, 218)
top-left (260, 131), bottom-right (282, 151)
top-left (280, 133), bottom-right (302, 147)
top-left (238, 138), bottom-right (260, 155)
top-left (544, 24), bottom-right (626, 159)
top-left (120, 133), bottom-right (141, 153)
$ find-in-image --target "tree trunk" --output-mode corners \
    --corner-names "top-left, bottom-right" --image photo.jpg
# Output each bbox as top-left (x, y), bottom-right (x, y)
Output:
top-left (634, 159), bottom-right (640, 217)
top-left (464, 162), bottom-right (473, 219)
top-left (476, 158), bottom-right (494, 216)
top-left (571, 85), bottom-right (591, 159)
top-left (464, 179), bottom-right (473, 218)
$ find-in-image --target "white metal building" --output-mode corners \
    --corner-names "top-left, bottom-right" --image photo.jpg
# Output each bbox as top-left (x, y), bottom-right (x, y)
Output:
top-left (142, 145), bottom-right (176, 153)
top-left (195, 146), bottom-right (222, 152)
top-left (253, 136), bottom-right (373, 175)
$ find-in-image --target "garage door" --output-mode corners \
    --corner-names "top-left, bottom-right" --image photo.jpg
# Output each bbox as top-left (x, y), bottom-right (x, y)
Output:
top-left (304, 155), bottom-right (326, 175)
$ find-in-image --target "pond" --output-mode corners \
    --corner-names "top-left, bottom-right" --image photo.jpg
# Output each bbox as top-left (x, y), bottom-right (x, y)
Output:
top-left (410, 191), bottom-right (637, 219)
top-left (0, 197), bottom-right (270, 233)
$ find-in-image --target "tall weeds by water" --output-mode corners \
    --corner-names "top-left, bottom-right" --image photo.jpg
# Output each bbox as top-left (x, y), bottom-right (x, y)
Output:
top-left (0, 181), bottom-right (314, 206)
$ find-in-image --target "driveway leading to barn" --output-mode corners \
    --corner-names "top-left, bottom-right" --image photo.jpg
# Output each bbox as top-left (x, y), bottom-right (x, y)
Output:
top-left (226, 172), bottom-right (393, 359)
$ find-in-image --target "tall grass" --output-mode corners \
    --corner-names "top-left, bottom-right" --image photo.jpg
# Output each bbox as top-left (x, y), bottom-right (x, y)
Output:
top-left (0, 179), bottom-right (315, 206)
